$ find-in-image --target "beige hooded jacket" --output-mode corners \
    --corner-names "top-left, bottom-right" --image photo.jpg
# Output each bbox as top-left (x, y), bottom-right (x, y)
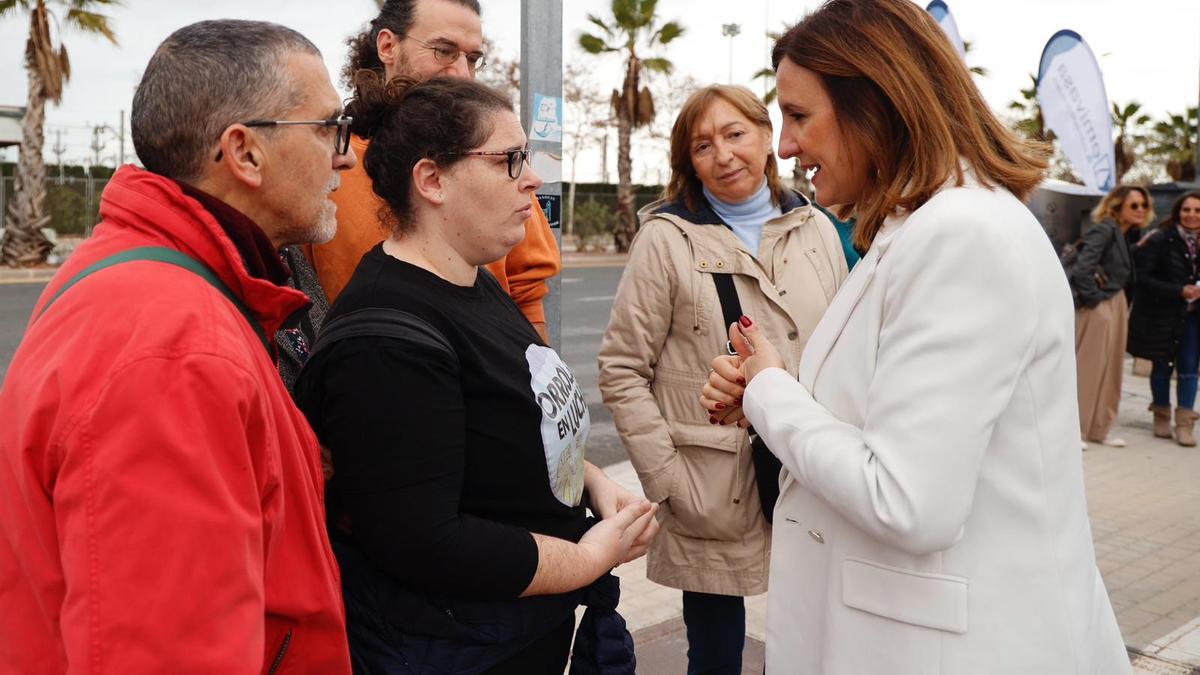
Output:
top-left (599, 192), bottom-right (848, 595)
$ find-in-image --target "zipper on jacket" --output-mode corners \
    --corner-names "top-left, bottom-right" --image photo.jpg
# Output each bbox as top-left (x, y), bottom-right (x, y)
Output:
top-left (268, 628), bottom-right (292, 675)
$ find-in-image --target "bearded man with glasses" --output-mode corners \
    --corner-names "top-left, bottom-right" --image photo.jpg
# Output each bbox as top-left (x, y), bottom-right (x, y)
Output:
top-left (0, 19), bottom-right (357, 674)
top-left (277, 0), bottom-right (560, 390)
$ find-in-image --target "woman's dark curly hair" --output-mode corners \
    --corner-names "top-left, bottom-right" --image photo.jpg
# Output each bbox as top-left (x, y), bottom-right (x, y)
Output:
top-left (342, 0), bottom-right (481, 89)
top-left (346, 70), bottom-right (512, 235)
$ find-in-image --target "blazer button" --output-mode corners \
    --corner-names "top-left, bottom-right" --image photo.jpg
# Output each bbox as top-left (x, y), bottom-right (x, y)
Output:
top-left (808, 529), bottom-right (825, 544)
top-left (787, 331), bottom-right (799, 341)
top-left (699, 260), bottom-right (709, 268)
top-left (716, 260), bottom-right (725, 269)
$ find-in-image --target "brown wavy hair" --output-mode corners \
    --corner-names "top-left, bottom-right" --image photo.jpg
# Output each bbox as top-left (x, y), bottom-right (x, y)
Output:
top-left (346, 70), bottom-right (511, 234)
top-left (665, 85), bottom-right (787, 214)
top-left (342, 0), bottom-right (481, 90)
top-left (772, 0), bottom-right (1049, 250)
top-left (1091, 184), bottom-right (1154, 230)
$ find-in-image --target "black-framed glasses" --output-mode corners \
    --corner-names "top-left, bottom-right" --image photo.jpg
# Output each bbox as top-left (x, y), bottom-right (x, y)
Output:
top-left (406, 36), bottom-right (487, 71)
top-left (442, 149), bottom-right (531, 180)
top-left (243, 115), bottom-right (354, 155)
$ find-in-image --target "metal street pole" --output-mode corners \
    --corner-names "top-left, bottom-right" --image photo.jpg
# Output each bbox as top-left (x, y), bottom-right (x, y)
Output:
top-left (521, 0), bottom-right (563, 349)
top-left (722, 23), bottom-right (741, 84)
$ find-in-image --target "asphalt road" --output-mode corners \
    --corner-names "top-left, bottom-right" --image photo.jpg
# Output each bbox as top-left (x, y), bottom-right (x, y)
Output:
top-left (0, 283), bottom-right (44, 383)
top-left (0, 266), bottom-right (633, 468)
top-left (559, 265), bottom-right (628, 468)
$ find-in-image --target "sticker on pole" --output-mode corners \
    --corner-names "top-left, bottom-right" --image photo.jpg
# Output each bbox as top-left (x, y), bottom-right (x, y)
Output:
top-left (531, 94), bottom-right (563, 142)
top-left (537, 194), bottom-right (561, 229)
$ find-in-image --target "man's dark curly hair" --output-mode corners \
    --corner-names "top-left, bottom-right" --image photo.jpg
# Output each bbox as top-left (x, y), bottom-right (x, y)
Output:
top-left (342, 0), bottom-right (482, 89)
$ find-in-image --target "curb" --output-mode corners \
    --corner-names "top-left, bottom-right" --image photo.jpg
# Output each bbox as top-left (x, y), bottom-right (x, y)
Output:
top-left (0, 268), bottom-right (56, 284)
top-left (562, 253), bottom-right (628, 269)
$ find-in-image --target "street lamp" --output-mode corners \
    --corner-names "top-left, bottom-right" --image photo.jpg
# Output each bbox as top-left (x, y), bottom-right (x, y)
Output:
top-left (722, 23), bottom-right (741, 84)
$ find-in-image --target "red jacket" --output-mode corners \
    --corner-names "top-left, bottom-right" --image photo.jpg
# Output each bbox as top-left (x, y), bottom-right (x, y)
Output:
top-left (0, 166), bottom-right (351, 675)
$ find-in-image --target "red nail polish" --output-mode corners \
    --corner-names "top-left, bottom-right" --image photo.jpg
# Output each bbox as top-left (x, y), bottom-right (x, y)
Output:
top-left (709, 416), bottom-right (718, 424)
top-left (716, 402), bottom-right (727, 410)
top-left (739, 315), bottom-right (752, 328)
top-left (736, 377), bottom-right (746, 386)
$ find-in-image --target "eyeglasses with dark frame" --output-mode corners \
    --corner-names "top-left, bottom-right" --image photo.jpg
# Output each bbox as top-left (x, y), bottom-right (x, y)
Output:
top-left (441, 148), bottom-right (531, 180)
top-left (244, 116), bottom-right (354, 155)
top-left (214, 115), bottom-right (354, 162)
top-left (406, 36), bottom-right (487, 71)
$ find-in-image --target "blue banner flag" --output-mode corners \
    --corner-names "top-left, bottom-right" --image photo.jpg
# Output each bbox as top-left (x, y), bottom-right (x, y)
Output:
top-left (1036, 30), bottom-right (1115, 194)
top-left (926, 1), bottom-right (965, 58)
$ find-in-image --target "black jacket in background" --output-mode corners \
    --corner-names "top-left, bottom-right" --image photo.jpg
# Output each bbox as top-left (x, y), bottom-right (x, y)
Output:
top-left (1073, 219), bottom-right (1134, 309)
top-left (1128, 225), bottom-right (1197, 364)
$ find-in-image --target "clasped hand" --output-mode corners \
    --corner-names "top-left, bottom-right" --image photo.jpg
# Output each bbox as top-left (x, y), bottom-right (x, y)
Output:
top-left (699, 316), bottom-right (786, 428)
top-left (580, 463), bottom-right (660, 569)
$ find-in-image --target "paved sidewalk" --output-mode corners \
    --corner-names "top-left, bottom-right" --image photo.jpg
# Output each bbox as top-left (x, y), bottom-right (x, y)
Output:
top-left (601, 358), bottom-right (1200, 673)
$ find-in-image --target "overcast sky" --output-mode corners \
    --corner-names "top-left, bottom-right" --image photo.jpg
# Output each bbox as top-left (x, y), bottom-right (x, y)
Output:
top-left (0, 0), bottom-right (525, 166)
top-left (2, 0), bottom-right (1198, 183)
top-left (565, 0), bottom-right (1200, 183)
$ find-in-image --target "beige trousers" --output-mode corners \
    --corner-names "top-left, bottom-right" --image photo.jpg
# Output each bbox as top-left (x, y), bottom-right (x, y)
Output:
top-left (1076, 293), bottom-right (1129, 441)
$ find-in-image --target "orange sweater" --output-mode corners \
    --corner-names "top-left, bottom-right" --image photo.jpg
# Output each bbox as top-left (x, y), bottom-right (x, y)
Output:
top-left (307, 135), bottom-right (560, 324)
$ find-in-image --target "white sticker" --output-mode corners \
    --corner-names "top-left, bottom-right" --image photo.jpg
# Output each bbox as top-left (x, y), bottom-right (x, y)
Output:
top-left (526, 344), bottom-right (588, 506)
top-left (531, 94), bottom-right (563, 143)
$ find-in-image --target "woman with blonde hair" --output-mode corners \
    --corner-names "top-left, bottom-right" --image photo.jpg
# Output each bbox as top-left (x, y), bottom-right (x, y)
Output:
top-left (599, 83), bottom-right (846, 674)
top-left (1074, 184), bottom-right (1151, 448)
top-left (700, 0), bottom-right (1130, 672)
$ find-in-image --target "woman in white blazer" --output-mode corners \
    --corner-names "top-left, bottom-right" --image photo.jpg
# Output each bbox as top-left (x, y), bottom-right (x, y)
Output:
top-left (700, 1), bottom-right (1131, 673)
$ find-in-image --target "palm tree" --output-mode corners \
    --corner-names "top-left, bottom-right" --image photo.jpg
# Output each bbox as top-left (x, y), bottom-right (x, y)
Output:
top-left (1146, 107), bottom-right (1198, 182)
top-left (1111, 101), bottom-right (1151, 183)
top-left (1, 0), bottom-right (119, 266)
top-left (1008, 73), bottom-right (1051, 142)
top-left (578, 0), bottom-right (683, 252)
top-left (962, 40), bottom-right (987, 78)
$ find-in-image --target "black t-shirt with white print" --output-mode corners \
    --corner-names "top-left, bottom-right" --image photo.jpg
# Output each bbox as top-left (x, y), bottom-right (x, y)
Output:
top-left (295, 244), bottom-right (589, 601)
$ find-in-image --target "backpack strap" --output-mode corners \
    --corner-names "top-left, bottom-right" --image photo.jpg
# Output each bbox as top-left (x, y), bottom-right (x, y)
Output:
top-left (710, 272), bottom-right (782, 524)
top-left (711, 273), bottom-right (742, 356)
top-left (306, 306), bottom-right (458, 368)
top-left (33, 246), bottom-right (270, 354)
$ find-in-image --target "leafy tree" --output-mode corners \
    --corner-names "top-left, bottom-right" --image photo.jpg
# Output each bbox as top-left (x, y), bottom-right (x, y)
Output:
top-left (578, 0), bottom-right (683, 252)
top-left (474, 37), bottom-right (519, 106)
top-left (564, 62), bottom-right (611, 237)
top-left (0, 0), bottom-right (119, 266)
top-left (1146, 107), bottom-right (1198, 182)
top-left (1008, 73), bottom-right (1050, 143)
top-left (572, 199), bottom-right (614, 252)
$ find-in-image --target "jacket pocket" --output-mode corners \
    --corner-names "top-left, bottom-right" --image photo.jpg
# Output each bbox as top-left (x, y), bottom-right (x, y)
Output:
top-left (664, 423), bottom-right (752, 541)
top-left (841, 557), bottom-right (969, 634)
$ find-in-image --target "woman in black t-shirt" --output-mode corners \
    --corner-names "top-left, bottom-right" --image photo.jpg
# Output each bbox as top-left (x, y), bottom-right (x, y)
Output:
top-left (294, 74), bottom-right (658, 674)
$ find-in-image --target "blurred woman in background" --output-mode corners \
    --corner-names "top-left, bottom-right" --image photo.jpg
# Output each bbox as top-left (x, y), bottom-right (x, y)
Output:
top-left (1074, 184), bottom-right (1151, 448)
top-left (1128, 191), bottom-right (1200, 445)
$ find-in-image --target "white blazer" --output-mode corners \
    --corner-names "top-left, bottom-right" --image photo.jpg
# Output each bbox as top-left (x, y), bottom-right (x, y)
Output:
top-left (743, 175), bottom-right (1131, 674)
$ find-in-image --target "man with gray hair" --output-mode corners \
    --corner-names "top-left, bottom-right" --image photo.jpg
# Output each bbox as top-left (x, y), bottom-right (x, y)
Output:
top-left (0, 19), bottom-right (354, 674)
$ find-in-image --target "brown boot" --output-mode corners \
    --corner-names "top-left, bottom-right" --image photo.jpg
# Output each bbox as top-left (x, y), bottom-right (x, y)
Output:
top-left (1150, 404), bottom-right (1173, 438)
top-left (1174, 408), bottom-right (1199, 447)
